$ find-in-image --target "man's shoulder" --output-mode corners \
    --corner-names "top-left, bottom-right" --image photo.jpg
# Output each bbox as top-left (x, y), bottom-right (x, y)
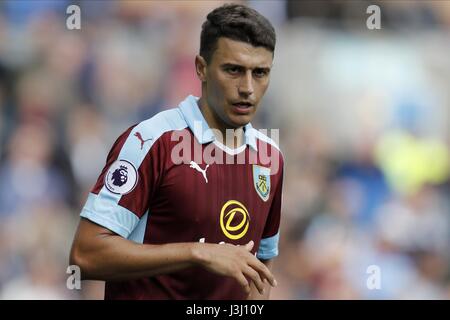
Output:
top-left (251, 127), bottom-right (284, 159)
top-left (111, 107), bottom-right (189, 158)
top-left (134, 107), bottom-right (188, 138)
top-left (120, 107), bottom-right (189, 145)
top-left (248, 127), bottom-right (284, 177)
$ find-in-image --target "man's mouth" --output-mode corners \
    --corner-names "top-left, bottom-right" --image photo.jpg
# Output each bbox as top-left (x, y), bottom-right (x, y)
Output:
top-left (231, 101), bottom-right (254, 114)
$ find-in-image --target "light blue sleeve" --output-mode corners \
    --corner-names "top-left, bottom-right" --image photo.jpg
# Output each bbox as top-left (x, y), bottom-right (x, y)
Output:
top-left (257, 232), bottom-right (280, 260)
top-left (80, 193), bottom-right (139, 238)
top-left (80, 109), bottom-right (187, 238)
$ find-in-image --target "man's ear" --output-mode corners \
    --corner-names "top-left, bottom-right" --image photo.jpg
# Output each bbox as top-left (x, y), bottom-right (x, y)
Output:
top-left (195, 55), bottom-right (207, 82)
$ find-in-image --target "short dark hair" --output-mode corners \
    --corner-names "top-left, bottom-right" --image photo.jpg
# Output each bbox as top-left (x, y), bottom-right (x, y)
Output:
top-left (200, 4), bottom-right (276, 63)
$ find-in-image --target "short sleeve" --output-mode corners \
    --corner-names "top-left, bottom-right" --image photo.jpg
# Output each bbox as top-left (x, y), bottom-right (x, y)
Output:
top-left (80, 125), bottom-right (164, 238)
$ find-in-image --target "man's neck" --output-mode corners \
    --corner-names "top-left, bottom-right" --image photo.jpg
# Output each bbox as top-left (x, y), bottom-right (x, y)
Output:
top-left (197, 97), bottom-right (245, 149)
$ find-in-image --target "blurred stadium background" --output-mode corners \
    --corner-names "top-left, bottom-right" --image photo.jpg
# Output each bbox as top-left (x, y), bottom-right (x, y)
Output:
top-left (0, 0), bottom-right (449, 299)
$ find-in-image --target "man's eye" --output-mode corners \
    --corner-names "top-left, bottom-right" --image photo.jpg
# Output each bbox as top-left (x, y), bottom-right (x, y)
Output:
top-left (254, 70), bottom-right (268, 78)
top-left (227, 67), bottom-right (240, 74)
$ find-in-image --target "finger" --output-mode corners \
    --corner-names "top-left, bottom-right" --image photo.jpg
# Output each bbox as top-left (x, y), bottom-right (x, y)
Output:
top-left (235, 272), bottom-right (251, 295)
top-left (245, 240), bottom-right (254, 251)
top-left (243, 266), bottom-right (265, 295)
top-left (248, 259), bottom-right (277, 287)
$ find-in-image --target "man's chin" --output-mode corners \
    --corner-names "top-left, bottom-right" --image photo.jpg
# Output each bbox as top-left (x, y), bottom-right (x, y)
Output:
top-left (227, 115), bottom-right (252, 128)
top-left (226, 110), bottom-right (255, 128)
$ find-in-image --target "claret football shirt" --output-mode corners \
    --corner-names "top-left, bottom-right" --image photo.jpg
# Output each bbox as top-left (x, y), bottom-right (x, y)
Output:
top-left (80, 95), bottom-right (284, 299)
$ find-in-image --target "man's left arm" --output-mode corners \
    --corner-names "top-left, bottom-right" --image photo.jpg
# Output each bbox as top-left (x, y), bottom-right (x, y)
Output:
top-left (248, 153), bottom-right (284, 300)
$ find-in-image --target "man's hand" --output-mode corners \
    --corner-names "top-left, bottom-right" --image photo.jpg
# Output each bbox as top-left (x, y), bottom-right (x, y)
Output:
top-left (191, 240), bottom-right (277, 296)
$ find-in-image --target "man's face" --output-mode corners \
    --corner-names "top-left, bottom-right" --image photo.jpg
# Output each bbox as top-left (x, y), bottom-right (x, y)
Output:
top-left (201, 38), bottom-right (273, 128)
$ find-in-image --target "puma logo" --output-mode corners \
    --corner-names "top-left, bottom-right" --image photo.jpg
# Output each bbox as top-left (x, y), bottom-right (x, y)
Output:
top-left (189, 161), bottom-right (209, 183)
top-left (134, 132), bottom-right (152, 150)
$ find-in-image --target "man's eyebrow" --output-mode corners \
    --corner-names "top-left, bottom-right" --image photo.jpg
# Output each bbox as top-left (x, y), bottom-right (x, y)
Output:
top-left (220, 63), bottom-right (271, 70)
top-left (254, 66), bottom-right (271, 71)
top-left (220, 63), bottom-right (244, 68)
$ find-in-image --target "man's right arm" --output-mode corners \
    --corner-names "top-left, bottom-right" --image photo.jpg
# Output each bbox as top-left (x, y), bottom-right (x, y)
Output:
top-left (69, 218), bottom-right (276, 296)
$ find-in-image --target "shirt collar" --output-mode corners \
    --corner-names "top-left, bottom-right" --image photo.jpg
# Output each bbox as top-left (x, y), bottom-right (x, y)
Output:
top-left (178, 95), bottom-right (258, 151)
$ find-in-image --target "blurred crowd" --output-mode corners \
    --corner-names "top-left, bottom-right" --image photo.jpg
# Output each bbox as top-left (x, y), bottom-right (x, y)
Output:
top-left (0, 0), bottom-right (448, 299)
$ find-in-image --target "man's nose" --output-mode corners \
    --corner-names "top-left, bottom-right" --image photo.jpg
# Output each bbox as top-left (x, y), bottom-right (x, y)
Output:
top-left (238, 71), bottom-right (254, 96)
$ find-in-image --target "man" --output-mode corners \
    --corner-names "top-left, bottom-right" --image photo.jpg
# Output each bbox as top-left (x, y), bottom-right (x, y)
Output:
top-left (70, 3), bottom-right (284, 300)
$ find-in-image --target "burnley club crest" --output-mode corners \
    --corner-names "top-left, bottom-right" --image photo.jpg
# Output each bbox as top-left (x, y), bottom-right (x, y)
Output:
top-left (252, 165), bottom-right (271, 202)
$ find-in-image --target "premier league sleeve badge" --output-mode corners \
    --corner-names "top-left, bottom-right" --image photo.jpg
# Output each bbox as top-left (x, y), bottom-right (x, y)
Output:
top-left (105, 159), bottom-right (138, 195)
